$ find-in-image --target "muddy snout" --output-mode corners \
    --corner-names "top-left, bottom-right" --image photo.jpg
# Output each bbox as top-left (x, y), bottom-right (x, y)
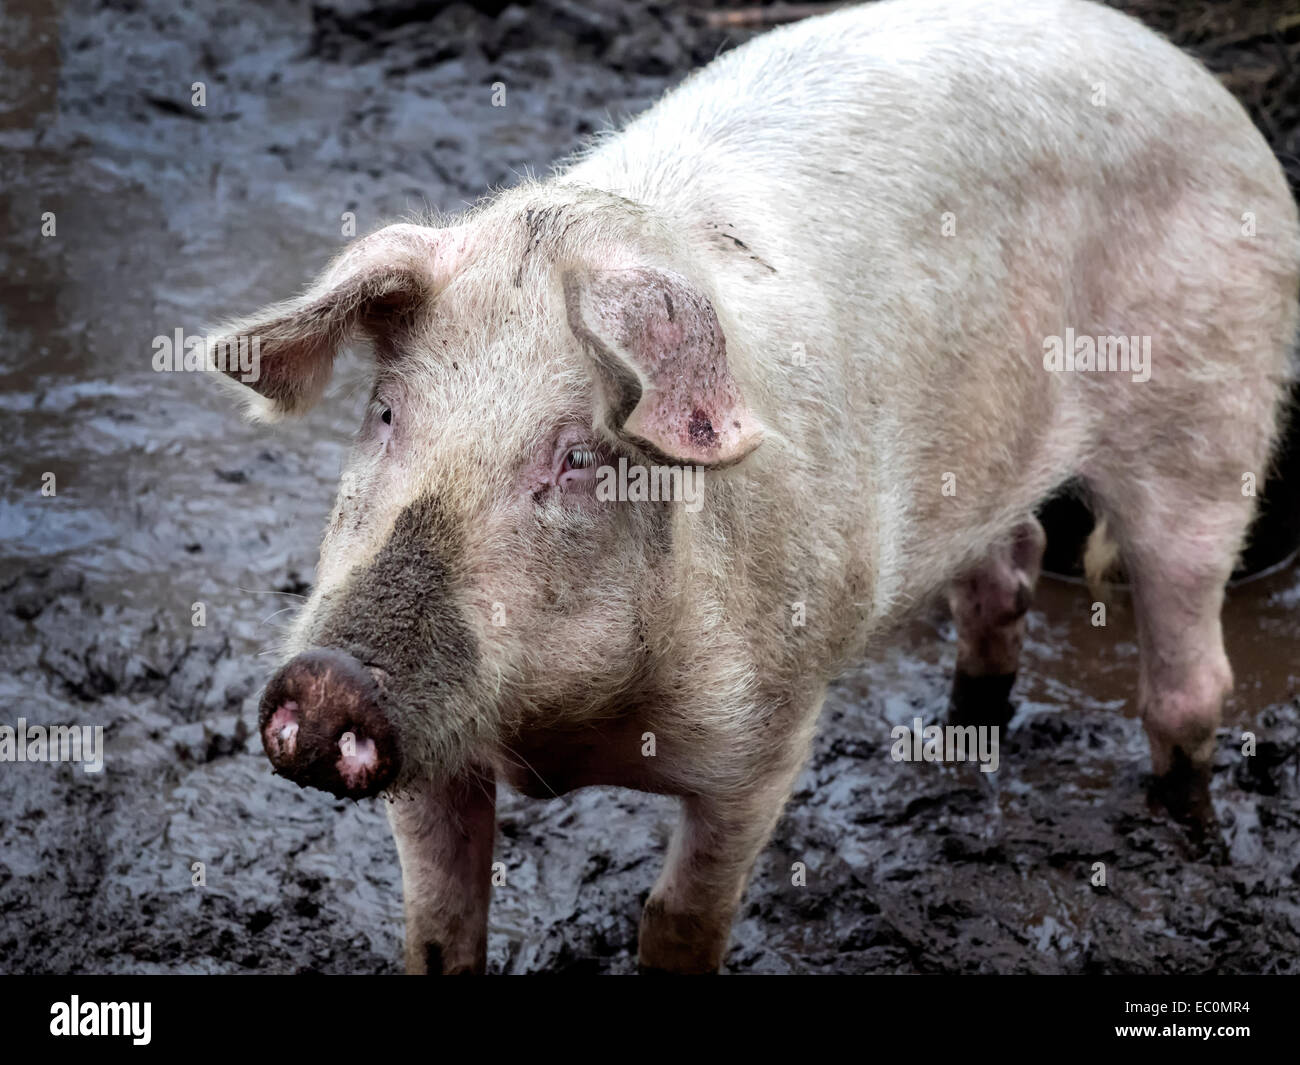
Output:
top-left (258, 649), bottom-right (401, 799)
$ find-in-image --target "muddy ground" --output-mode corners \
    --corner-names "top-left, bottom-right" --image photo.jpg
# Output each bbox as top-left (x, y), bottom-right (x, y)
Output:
top-left (1, 0), bottom-right (1298, 974)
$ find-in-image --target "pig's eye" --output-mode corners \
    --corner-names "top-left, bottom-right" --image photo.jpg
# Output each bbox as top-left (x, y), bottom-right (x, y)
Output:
top-left (556, 444), bottom-right (604, 492)
top-left (562, 447), bottom-right (597, 472)
top-left (370, 401), bottom-right (394, 446)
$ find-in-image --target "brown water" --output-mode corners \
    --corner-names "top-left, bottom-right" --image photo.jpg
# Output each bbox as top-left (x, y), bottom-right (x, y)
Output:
top-left (1, 0), bottom-right (1297, 974)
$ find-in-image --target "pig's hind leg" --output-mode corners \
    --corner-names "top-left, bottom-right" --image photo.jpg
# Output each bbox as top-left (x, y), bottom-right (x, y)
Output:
top-left (946, 516), bottom-right (1047, 728)
top-left (1087, 483), bottom-right (1244, 779)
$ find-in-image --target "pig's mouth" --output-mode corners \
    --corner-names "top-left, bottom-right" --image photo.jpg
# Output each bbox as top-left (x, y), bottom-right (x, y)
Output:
top-left (258, 648), bottom-right (402, 799)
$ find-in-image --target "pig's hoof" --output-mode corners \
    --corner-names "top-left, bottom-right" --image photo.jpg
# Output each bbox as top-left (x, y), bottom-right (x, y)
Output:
top-left (420, 943), bottom-right (481, 975)
top-left (258, 648), bottom-right (401, 799)
top-left (948, 671), bottom-right (1017, 729)
top-left (1147, 749), bottom-right (1215, 834)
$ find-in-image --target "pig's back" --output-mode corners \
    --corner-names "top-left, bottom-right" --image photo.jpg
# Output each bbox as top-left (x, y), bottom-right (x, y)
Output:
top-left (565, 0), bottom-right (1298, 616)
top-left (567, 0), bottom-right (1281, 265)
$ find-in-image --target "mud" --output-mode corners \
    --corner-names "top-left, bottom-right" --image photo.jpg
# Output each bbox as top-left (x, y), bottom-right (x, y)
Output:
top-left (1, 0), bottom-right (1297, 974)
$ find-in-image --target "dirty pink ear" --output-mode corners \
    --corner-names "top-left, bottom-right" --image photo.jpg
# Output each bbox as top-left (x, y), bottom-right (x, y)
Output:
top-left (563, 266), bottom-right (763, 467)
top-left (208, 223), bottom-right (456, 419)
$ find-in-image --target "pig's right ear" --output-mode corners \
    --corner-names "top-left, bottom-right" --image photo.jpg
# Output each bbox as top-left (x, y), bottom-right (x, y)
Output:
top-left (207, 223), bottom-right (452, 420)
top-left (563, 266), bottom-right (764, 467)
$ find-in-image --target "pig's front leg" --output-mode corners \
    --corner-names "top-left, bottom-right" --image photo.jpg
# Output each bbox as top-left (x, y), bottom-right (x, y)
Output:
top-left (385, 770), bottom-right (496, 974)
top-left (639, 752), bottom-right (807, 974)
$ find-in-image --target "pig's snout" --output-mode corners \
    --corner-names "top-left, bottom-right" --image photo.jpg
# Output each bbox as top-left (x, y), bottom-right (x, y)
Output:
top-left (258, 649), bottom-right (400, 799)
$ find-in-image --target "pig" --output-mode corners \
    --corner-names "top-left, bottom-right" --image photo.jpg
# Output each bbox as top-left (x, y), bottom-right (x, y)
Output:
top-left (210, 0), bottom-right (1300, 973)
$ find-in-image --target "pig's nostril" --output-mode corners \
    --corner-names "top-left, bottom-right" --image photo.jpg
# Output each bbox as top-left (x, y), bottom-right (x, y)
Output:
top-left (336, 729), bottom-right (381, 792)
top-left (266, 703), bottom-right (300, 759)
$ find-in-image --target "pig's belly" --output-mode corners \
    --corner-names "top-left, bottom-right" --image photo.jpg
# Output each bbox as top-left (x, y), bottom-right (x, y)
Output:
top-left (498, 717), bottom-right (678, 799)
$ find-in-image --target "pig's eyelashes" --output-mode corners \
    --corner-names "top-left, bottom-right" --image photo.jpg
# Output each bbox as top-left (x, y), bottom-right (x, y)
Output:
top-left (562, 447), bottom-right (597, 472)
top-left (555, 444), bottom-right (604, 492)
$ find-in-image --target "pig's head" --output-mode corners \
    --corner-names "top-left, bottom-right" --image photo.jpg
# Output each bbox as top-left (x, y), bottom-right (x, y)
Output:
top-left (210, 196), bottom-right (763, 799)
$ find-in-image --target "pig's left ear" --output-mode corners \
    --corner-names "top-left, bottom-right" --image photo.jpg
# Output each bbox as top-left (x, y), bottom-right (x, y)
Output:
top-left (563, 266), bottom-right (764, 467)
top-left (207, 224), bottom-right (451, 420)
